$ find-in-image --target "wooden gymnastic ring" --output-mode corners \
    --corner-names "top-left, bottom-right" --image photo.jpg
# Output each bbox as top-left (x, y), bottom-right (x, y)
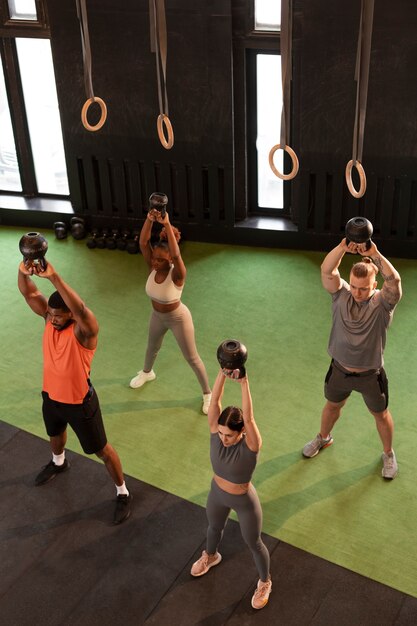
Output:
top-left (81, 97), bottom-right (107, 132)
top-left (268, 144), bottom-right (299, 180)
top-left (345, 160), bottom-right (367, 198)
top-left (157, 114), bottom-right (174, 149)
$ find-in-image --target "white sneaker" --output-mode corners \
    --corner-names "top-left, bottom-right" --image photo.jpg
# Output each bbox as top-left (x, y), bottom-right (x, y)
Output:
top-left (202, 393), bottom-right (212, 415)
top-left (129, 369), bottom-right (156, 389)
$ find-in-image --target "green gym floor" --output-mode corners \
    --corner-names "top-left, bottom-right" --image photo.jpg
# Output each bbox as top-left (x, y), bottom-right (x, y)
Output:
top-left (3, 224), bottom-right (417, 599)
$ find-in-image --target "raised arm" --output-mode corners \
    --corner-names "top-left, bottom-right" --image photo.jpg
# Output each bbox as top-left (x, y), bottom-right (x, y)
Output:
top-left (158, 213), bottom-right (186, 284)
top-left (358, 242), bottom-right (402, 306)
top-left (18, 262), bottom-right (48, 317)
top-left (238, 375), bottom-right (262, 453)
top-left (321, 239), bottom-right (357, 293)
top-left (139, 211), bottom-right (156, 268)
top-left (208, 370), bottom-right (227, 433)
top-left (33, 261), bottom-right (98, 347)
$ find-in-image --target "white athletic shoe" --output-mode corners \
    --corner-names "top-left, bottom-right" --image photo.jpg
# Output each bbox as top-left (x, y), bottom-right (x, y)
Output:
top-left (129, 369), bottom-right (156, 389)
top-left (202, 393), bottom-right (212, 415)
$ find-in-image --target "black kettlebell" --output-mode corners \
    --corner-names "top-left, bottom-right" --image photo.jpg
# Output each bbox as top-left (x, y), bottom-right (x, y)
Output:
top-left (86, 229), bottom-right (99, 249)
top-left (106, 229), bottom-right (119, 250)
top-left (116, 229), bottom-right (131, 251)
top-left (96, 229), bottom-right (109, 249)
top-left (70, 216), bottom-right (86, 240)
top-left (19, 232), bottom-right (48, 270)
top-left (217, 339), bottom-right (248, 378)
top-left (149, 191), bottom-right (168, 218)
top-left (126, 230), bottom-right (140, 254)
top-left (345, 217), bottom-right (373, 250)
top-left (53, 221), bottom-right (68, 240)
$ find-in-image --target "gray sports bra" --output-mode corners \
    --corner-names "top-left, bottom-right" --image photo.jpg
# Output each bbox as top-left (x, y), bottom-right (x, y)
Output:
top-left (210, 432), bottom-right (258, 484)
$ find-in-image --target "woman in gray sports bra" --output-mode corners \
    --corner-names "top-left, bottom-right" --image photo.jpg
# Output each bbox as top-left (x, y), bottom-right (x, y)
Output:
top-left (190, 368), bottom-right (272, 610)
top-left (129, 199), bottom-right (211, 414)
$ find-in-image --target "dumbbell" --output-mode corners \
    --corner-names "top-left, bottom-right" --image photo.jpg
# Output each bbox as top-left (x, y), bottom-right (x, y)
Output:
top-left (106, 229), bottom-right (119, 250)
top-left (149, 191), bottom-right (168, 218)
top-left (116, 229), bottom-right (131, 251)
top-left (216, 339), bottom-right (248, 379)
top-left (19, 232), bottom-right (48, 271)
top-left (345, 217), bottom-right (373, 250)
top-left (53, 221), bottom-right (68, 240)
top-left (86, 228), bottom-right (100, 249)
top-left (70, 216), bottom-right (86, 240)
top-left (126, 230), bottom-right (140, 254)
top-left (96, 229), bottom-right (109, 249)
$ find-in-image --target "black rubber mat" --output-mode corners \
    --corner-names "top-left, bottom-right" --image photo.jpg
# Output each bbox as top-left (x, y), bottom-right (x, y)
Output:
top-left (0, 420), bottom-right (416, 625)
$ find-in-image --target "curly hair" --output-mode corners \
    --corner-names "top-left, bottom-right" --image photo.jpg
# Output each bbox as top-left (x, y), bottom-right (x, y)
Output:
top-left (351, 257), bottom-right (379, 278)
top-left (158, 225), bottom-right (181, 243)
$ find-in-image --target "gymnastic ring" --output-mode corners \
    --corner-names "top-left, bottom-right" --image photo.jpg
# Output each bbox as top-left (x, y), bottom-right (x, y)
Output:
top-left (268, 144), bottom-right (299, 180)
top-left (157, 114), bottom-right (174, 150)
top-left (81, 97), bottom-right (107, 132)
top-left (345, 159), bottom-right (367, 198)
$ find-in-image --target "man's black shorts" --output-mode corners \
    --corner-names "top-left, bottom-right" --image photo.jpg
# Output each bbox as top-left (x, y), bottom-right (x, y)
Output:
top-left (324, 360), bottom-right (389, 413)
top-left (42, 387), bottom-right (107, 454)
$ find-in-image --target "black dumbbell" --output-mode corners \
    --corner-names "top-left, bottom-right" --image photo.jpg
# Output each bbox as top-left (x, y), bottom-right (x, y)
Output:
top-left (70, 216), bottom-right (86, 240)
top-left (149, 191), bottom-right (168, 218)
top-left (106, 229), bottom-right (119, 250)
top-left (116, 229), bottom-right (131, 251)
top-left (216, 339), bottom-right (248, 379)
top-left (126, 230), bottom-right (140, 254)
top-left (86, 228), bottom-right (100, 249)
top-left (96, 229), bottom-right (109, 249)
top-left (53, 221), bottom-right (68, 240)
top-left (19, 232), bottom-right (48, 271)
top-left (345, 217), bottom-right (373, 250)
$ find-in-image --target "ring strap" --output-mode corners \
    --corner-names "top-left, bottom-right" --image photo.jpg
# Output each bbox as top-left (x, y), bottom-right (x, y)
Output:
top-left (76, 0), bottom-right (94, 101)
top-left (150, 0), bottom-right (174, 148)
top-left (348, 0), bottom-right (374, 196)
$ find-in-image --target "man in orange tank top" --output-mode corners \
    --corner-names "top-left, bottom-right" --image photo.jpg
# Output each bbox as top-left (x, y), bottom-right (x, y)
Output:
top-left (18, 259), bottom-right (132, 524)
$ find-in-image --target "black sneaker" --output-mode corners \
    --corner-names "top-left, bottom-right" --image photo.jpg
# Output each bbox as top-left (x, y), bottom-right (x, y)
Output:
top-left (113, 493), bottom-right (132, 525)
top-left (35, 459), bottom-right (70, 486)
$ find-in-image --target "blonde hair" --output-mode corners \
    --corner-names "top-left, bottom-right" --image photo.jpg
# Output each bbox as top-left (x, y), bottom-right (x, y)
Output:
top-left (351, 257), bottom-right (378, 278)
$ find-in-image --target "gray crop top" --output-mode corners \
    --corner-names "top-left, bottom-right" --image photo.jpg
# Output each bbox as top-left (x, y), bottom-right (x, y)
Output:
top-left (145, 267), bottom-right (183, 304)
top-left (210, 432), bottom-right (258, 484)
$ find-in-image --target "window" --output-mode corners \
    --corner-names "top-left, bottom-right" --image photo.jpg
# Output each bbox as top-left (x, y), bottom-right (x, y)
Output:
top-left (255, 53), bottom-right (283, 209)
top-left (0, 53), bottom-right (21, 190)
top-left (0, 0), bottom-right (69, 197)
top-left (7, 0), bottom-right (37, 20)
top-left (254, 0), bottom-right (281, 31)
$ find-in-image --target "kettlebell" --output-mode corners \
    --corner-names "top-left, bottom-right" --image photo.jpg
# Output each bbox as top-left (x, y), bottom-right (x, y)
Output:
top-left (149, 191), bottom-right (168, 218)
top-left (216, 339), bottom-right (248, 378)
top-left (19, 232), bottom-right (48, 270)
top-left (86, 228), bottom-right (99, 249)
top-left (70, 216), bottom-right (86, 240)
top-left (53, 221), bottom-right (68, 240)
top-left (345, 217), bottom-right (373, 250)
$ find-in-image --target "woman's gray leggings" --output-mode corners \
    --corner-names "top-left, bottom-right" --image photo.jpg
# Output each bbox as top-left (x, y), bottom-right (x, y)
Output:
top-left (144, 303), bottom-right (210, 393)
top-left (206, 479), bottom-right (270, 581)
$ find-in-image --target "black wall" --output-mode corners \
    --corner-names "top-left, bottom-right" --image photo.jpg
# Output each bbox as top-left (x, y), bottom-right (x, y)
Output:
top-left (4, 0), bottom-right (417, 257)
top-left (47, 0), bottom-right (234, 233)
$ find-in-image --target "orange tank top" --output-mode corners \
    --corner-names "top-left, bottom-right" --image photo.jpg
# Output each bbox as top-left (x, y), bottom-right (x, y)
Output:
top-left (43, 320), bottom-right (95, 404)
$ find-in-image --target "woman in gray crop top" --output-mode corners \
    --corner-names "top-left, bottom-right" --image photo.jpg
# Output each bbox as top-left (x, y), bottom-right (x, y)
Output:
top-left (190, 368), bottom-right (272, 610)
top-left (129, 201), bottom-right (211, 414)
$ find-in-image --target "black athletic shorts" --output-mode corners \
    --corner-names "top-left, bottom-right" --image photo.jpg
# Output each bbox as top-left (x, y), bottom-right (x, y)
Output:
top-left (324, 360), bottom-right (389, 413)
top-left (41, 386), bottom-right (107, 455)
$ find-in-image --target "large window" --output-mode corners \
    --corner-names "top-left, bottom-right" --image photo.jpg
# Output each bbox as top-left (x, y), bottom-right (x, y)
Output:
top-left (0, 0), bottom-right (69, 197)
top-left (255, 53), bottom-right (283, 209)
